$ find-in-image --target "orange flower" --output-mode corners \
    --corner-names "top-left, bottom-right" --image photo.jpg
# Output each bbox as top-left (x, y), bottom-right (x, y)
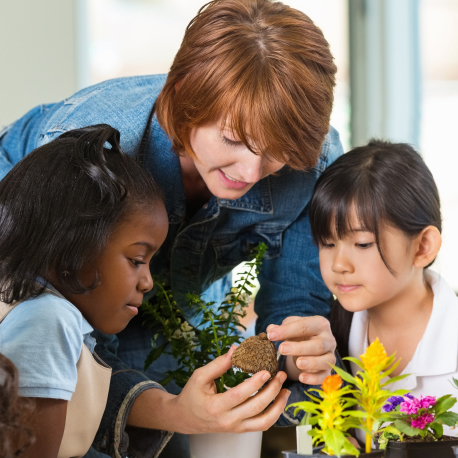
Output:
top-left (360, 338), bottom-right (388, 371)
top-left (322, 374), bottom-right (343, 394)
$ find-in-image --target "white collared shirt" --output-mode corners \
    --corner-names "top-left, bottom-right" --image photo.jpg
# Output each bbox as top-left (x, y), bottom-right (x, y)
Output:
top-left (349, 269), bottom-right (458, 437)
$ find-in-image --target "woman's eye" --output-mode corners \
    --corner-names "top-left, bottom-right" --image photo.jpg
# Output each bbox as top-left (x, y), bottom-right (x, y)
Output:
top-left (222, 136), bottom-right (243, 147)
top-left (356, 243), bottom-right (374, 249)
top-left (130, 259), bottom-right (145, 267)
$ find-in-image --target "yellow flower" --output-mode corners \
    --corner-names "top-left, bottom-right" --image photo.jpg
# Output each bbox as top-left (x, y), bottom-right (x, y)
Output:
top-left (360, 338), bottom-right (388, 371)
top-left (322, 374), bottom-right (342, 395)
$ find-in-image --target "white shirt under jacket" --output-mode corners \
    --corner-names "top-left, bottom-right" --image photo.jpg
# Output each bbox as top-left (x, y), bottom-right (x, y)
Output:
top-left (348, 269), bottom-right (458, 438)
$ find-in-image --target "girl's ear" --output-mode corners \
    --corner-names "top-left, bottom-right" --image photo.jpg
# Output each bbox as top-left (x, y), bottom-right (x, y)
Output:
top-left (413, 226), bottom-right (442, 268)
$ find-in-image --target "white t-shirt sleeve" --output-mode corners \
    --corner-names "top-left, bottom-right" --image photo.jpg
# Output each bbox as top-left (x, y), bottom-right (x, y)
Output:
top-left (0, 294), bottom-right (85, 400)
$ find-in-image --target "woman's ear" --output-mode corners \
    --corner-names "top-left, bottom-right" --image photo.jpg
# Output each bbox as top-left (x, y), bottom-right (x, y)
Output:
top-left (413, 226), bottom-right (442, 268)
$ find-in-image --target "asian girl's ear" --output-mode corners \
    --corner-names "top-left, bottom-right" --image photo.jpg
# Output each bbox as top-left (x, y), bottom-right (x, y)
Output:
top-left (413, 225), bottom-right (442, 268)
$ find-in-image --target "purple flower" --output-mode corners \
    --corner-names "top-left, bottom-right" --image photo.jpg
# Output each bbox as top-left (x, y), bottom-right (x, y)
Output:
top-left (383, 396), bottom-right (405, 412)
top-left (405, 393), bottom-right (414, 400)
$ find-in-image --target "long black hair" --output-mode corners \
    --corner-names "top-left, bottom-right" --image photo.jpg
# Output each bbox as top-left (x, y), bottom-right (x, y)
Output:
top-left (309, 140), bottom-right (441, 358)
top-left (0, 124), bottom-right (162, 303)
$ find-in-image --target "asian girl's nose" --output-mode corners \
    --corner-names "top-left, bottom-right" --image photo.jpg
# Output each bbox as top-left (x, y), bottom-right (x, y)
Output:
top-left (139, 268), bottom-right (154, 294)
top-left (331, 247), bottom-right (354, 274)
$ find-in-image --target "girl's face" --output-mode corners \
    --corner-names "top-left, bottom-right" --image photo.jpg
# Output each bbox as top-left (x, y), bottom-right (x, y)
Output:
top-left (318, 211), bottom-right (418, 313)
top-left (188, 120), bottom-right (285, 199)
top-left (62, 202), bottom-right (168, 334)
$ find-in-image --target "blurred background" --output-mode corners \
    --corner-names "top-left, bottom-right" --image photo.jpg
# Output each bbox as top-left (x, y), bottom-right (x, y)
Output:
top-left (0, 0), bottom-right (457, 455)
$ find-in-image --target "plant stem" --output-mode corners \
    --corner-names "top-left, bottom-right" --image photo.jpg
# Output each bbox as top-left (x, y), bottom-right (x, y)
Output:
top-left (366, 418), bottom-right (373, 454)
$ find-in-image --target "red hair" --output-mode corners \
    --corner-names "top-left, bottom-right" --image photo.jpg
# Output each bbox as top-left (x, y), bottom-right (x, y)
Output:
top-left (156, 0), bottom-right (337, 170)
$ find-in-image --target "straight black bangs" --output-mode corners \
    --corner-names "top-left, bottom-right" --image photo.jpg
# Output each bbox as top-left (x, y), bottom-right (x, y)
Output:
top-left (310, 140), bottom-right (442, 277)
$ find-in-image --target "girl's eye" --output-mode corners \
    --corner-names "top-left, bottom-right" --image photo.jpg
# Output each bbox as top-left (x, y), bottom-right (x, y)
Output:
top-left (321, 242), bottom-right (335, 249)
top-left (130, 259), bottom-right (146, 268)
top-left (356, 243), bottom-right (374, 249)
top-left (222, 136), bottom-right (243, 147)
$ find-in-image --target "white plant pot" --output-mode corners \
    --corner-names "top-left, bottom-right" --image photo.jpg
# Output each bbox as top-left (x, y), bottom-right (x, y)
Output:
top-left (189, 431), bottom-right (263, 458)
top-left (296, 425), bottom-right (313, 455)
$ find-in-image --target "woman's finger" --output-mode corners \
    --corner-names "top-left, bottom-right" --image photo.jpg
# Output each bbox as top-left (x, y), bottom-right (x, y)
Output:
top-left (294, 352), bottom-right (336, 373)
top-left (298, 369), bottom-right (332, 385)
top-left (279, 338), bottom-right (336, 358)
top-left (267, 316), bottom-right (332, 342)
top-left (238, 388), bottom-right (291, 432)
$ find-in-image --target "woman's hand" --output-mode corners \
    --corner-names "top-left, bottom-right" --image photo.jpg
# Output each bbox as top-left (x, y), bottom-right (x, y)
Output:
top-left (267, 316), bottom-right (336, 385)
top-left (128, 346), bottom-right (290, 434)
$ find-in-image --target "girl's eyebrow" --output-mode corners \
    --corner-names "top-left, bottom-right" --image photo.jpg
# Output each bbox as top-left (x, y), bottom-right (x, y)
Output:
top-left (131, 241), bottom-right (155, 250)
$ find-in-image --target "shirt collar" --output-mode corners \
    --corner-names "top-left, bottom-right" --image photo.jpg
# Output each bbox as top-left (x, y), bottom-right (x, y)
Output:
top-left (348, 270), bottom-right (458, 387)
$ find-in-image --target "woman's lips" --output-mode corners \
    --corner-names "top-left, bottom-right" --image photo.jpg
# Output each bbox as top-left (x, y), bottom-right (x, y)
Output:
top-left (337, 285), bottom-right (361, 293)
top-left (218, 169), bottom-right (248, 190)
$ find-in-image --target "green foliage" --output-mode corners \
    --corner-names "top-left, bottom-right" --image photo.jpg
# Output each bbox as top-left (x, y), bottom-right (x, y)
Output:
top-left (141, 242), bottom-right (267, 393)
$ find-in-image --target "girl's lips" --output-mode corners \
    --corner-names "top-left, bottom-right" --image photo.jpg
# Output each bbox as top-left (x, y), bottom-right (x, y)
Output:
top-left (126, 304), bottom-right (139, 315)
top-left (337, 285), bottom-right (361, 293)
top-left (218, 169), bottom-right (248, 190)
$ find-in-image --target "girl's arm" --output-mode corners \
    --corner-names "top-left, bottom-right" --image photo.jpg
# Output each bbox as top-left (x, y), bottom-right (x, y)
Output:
top-left (22, 398), bottom-right (67, 458)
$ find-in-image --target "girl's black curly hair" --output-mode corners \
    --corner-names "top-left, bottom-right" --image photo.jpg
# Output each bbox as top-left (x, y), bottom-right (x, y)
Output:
top-left (0, 353), bottom-right (35, 457)
top-left (0, 124), bottom-right (162, 303)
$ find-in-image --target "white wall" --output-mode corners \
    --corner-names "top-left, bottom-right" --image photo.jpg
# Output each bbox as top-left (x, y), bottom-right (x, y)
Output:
top-left (0, 0), bottom-right (79, 127)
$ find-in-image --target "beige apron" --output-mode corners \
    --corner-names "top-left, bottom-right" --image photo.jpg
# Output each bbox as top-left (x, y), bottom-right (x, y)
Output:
top-left (0, 293), bottom-right (112, 458)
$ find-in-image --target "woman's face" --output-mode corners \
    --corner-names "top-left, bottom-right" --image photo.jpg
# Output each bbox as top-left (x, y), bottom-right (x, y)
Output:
top-left (188, 120), bottom-right (285, 199)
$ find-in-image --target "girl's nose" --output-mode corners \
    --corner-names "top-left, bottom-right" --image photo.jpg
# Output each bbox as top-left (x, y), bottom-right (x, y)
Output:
top-left (331, 248), bottom-right (354, 274)
top-left (139, 268), bottom-right (154, 294)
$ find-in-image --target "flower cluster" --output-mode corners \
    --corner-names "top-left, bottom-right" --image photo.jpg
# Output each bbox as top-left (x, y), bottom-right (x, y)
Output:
top-left (141, 243), bottom-right (267, 393)
top-left (377, 393), bottom-right (458, 448)
top-left (287, 374), bottom-right (363, 457)
top-left (334, 338), bottom-right (408, 454)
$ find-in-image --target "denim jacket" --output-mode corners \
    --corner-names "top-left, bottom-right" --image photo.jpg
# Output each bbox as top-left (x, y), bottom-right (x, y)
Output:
top-left (0, 74), bottom-right (343, 457)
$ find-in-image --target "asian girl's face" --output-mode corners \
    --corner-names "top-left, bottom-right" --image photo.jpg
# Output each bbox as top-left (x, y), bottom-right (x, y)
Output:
top-left (318, 210), bottom-right (419, 313)
top-left (62, 202), bottom-right (168, 334)
top-left (188, 120), bottom-right (285, 199)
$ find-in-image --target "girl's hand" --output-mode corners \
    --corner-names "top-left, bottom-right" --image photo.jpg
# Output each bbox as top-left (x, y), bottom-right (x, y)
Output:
top-left (128, 346), bottom-right (290, 434)
top-left (267, 316), bottom-right (336, 385)
top-left (170, 345), bottom-right (290, 434)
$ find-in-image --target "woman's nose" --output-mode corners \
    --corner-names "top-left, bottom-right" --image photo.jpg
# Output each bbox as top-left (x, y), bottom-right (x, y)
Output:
top-left (240, 152), bottom-right (266, 183)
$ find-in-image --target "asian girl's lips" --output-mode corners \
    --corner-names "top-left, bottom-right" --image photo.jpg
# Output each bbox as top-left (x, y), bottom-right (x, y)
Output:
top-left (337, 284), bottom-right (361, 293)
top-left (217, 169), bottom-right (249, 190)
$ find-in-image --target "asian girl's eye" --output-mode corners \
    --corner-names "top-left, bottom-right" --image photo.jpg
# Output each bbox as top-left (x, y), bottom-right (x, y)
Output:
top-left (130, 259), bottom-right (146, 268)
top-left (356, 243), bottom-right (374, 249)
top-left (321, 242), bottom-right (335, 249)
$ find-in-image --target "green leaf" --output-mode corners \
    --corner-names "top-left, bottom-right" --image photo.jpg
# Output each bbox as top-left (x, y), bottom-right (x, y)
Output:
top-left (144, 341), bottom-right (168, 370)
top-left (333, 365), bottom-right (359, 386)
top-left (159, 373), bottom-right (174, 387)
top-left (430, 422), bottom-right (443, 438)
top-left (343, 356), bottom-right (364, 369)
top-left (434, 395), bottom-right (457, 415)
top-left (435, 412), bottom-right (458, 426)
top-left (340, 438), bottom-right (360, 457)
top-left (323, 429), bottom-right (345, 456)
top-left (394, 419), bottom-right (421, 437)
